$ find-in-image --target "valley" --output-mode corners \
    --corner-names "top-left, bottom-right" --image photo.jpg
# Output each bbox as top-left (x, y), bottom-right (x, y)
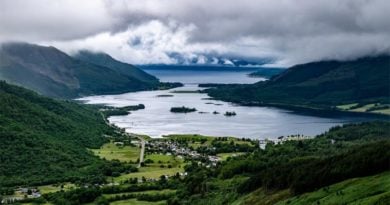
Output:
top-left (1, 2), bottom-right (390, 205)
top-left (0, 42), bottom-right (389, 205)
top-left (0, 74), bottom-right (389, 204)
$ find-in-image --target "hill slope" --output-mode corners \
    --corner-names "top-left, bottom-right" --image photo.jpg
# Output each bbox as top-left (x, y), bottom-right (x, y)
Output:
top-left (73, 50), bottom-right (158, 84)
top-left (234, 172), bottom-right (390, 205)
top-left (0, 43), bottom-right (159, 98)
top-left (172, 121), bottom-right (390, 205)
top-left (275, 171), bottom-right (390, 205)
top-left (207, 56), bottom-right (390, 111)
top-left (0, 81), bottom-right (115, 187)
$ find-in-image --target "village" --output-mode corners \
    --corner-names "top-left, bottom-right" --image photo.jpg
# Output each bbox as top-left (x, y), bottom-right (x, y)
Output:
top-left (1, 133), bottom-right (313, 204)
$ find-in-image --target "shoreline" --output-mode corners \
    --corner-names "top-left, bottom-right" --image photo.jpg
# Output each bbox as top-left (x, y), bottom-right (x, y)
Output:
top-left (202, 91), bottom-right (390, 119)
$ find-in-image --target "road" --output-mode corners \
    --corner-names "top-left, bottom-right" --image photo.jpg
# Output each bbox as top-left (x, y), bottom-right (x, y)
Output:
top-left (99, 112), bottom-right (145, 168)
top-left (137, 136), bottom-right (145, 168)
top-left (126, 133), bottom-right (145, 168)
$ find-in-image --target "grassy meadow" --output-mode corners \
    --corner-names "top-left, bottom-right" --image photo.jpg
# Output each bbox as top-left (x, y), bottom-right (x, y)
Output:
top-left (91, 141), bottom-right (140, 162)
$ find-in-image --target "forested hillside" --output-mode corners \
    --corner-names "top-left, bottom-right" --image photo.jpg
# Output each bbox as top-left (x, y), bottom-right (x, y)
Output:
top-left (207, 56), bottom-right (390, 111)
top-left (74, 50), bottom-right (159, 84)
top-left (171, 121), bottom-right (390, 205)
top-left (0, 43), bottom-right (159, 98)
top-left (0, 81), bottom-right (120, 187)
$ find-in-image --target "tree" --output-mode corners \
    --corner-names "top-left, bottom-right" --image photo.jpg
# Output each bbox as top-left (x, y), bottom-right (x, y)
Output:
top-left (96, 196), bottom-right (109, 205)
top-left (159, 175), bottom-right (167, 184)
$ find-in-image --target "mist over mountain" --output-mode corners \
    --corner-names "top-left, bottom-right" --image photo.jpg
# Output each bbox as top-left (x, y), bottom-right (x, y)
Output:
top-left (0, 1), bottom-right (389, 204)
top-left (2, 0), bottom-right (389, 66)
top-left (163, 52), bottom-right (273, 67)
top-left (0, 43), bottom-right (159, 98)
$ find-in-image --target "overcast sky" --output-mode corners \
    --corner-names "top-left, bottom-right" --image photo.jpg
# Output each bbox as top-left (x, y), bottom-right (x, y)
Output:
top-left (1, 0), bottom-right (389, 66)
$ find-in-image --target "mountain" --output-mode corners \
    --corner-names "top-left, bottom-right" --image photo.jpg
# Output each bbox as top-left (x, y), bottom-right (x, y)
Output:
top-left (73, 50), bottom-right (158, 84)
top-left (207, 55), bottom-right (390, 111)
top-left (0, 43), bottom-right (159, 98)
top-left (0, 81), bottom-right (119, 187)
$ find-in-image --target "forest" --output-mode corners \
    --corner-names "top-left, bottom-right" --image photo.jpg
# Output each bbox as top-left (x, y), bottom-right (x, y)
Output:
top-left (206, 56), bottom-right (390, 113)
top-left (169, 121), bottom-right (390, 204)
top-left (0, 81), bottom-right (134, 187)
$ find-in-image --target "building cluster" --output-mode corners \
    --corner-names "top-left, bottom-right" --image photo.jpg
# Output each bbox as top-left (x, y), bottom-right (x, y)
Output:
top-left (1, 188), bottom-right (41, 204)
top-left (146, 140), bottom-right (221, 166)
top-left (259, 135), bottom-right (312, 149)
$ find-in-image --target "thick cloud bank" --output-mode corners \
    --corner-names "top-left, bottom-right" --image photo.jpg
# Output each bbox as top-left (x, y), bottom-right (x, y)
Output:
top-left (1, 0), bottom-right (389, 66)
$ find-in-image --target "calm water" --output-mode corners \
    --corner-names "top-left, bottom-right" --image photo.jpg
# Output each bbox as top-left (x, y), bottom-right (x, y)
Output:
top-left (80, 69), bottom-right (369, 139)
top-left (142, 69), bottom-right (263, 84)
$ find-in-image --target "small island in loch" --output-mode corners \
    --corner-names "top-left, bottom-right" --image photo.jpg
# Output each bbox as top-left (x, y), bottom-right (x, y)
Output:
top-left (156, 94), bottom-right (174, 97)
top-left (170, 106), bottom-right (197, 113)
top-left (101, 104), bottom-right (145, 117)
top-left (224, 111), bottom-right (237, 116)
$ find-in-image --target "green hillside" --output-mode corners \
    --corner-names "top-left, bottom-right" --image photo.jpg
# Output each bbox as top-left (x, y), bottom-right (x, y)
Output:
top-left (0, 43), bottom-right (159, 98)
top-left (276, 172), bottom-right (390, 205)
top-left (233, 172), bottom-right (390, 205)
top-left (207, 56), bottom-right (390, 113)
top-left (74, 50), bottom-right (158, 84)
top-left (171, 121), bottom-right (390, 205)
top-left (248, 68), bottom-right (284, 78)
top-left (0, 81), bottom-right (119, 187)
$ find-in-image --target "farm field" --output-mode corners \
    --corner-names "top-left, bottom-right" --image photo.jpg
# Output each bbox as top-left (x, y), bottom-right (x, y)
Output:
top-left (337, 103), bottom-right (390, 115)
top-left (163, 134), bottom-right (254, 149)
top-left (217, 152), bottom-right (245, 161)
top-left (113, 166), bottom-right (183, 183)
top-left (91, 141), bottom-right (140, 162)
top-left (38, 183), bottom-right (76, 194)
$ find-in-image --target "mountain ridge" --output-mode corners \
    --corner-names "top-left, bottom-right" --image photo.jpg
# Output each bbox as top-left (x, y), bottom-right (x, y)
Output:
top-left (0, 42), bottom-right (159, 98)
top-left (74, 50), bottom-right (159, 84)
top-left (206, 55), bottom-right (390, 112)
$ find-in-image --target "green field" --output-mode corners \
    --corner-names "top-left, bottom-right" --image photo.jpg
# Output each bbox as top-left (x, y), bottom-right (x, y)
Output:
top-left (336, 103), bottom-right (358, 110)
top-left (113, 166), bottom-right (183, 182)
top-left (349, 103), bottom-right (376, 112)
top-left (110, 199), bottom-right (166, 205)
top-left (104, 189), bottom-right (176, 198)
top-left (145, 154), bottom-right (175, 163)
top-left (38, 183), bottom-right (76, 194)
top-left (163, 134), bottom-right (254, 149)
top-left (113, 153), bottom-right (185, 182)
top-left (91, 142), bottom-right (140, 162)
top-left (217, 152), bottom-right (245, 161)
top-left (145, 154), bottom-right (183, 167)
top-left (372, 108), bottom-right (390, 115)
top-left (276, 172), bottom-right (390, 205)
top-left (337, 103), bottom-right (390, 115)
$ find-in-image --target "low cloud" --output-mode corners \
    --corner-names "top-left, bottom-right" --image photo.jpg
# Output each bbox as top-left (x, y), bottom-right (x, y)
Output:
top-left (1, 0), bottom-right (389, 66)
